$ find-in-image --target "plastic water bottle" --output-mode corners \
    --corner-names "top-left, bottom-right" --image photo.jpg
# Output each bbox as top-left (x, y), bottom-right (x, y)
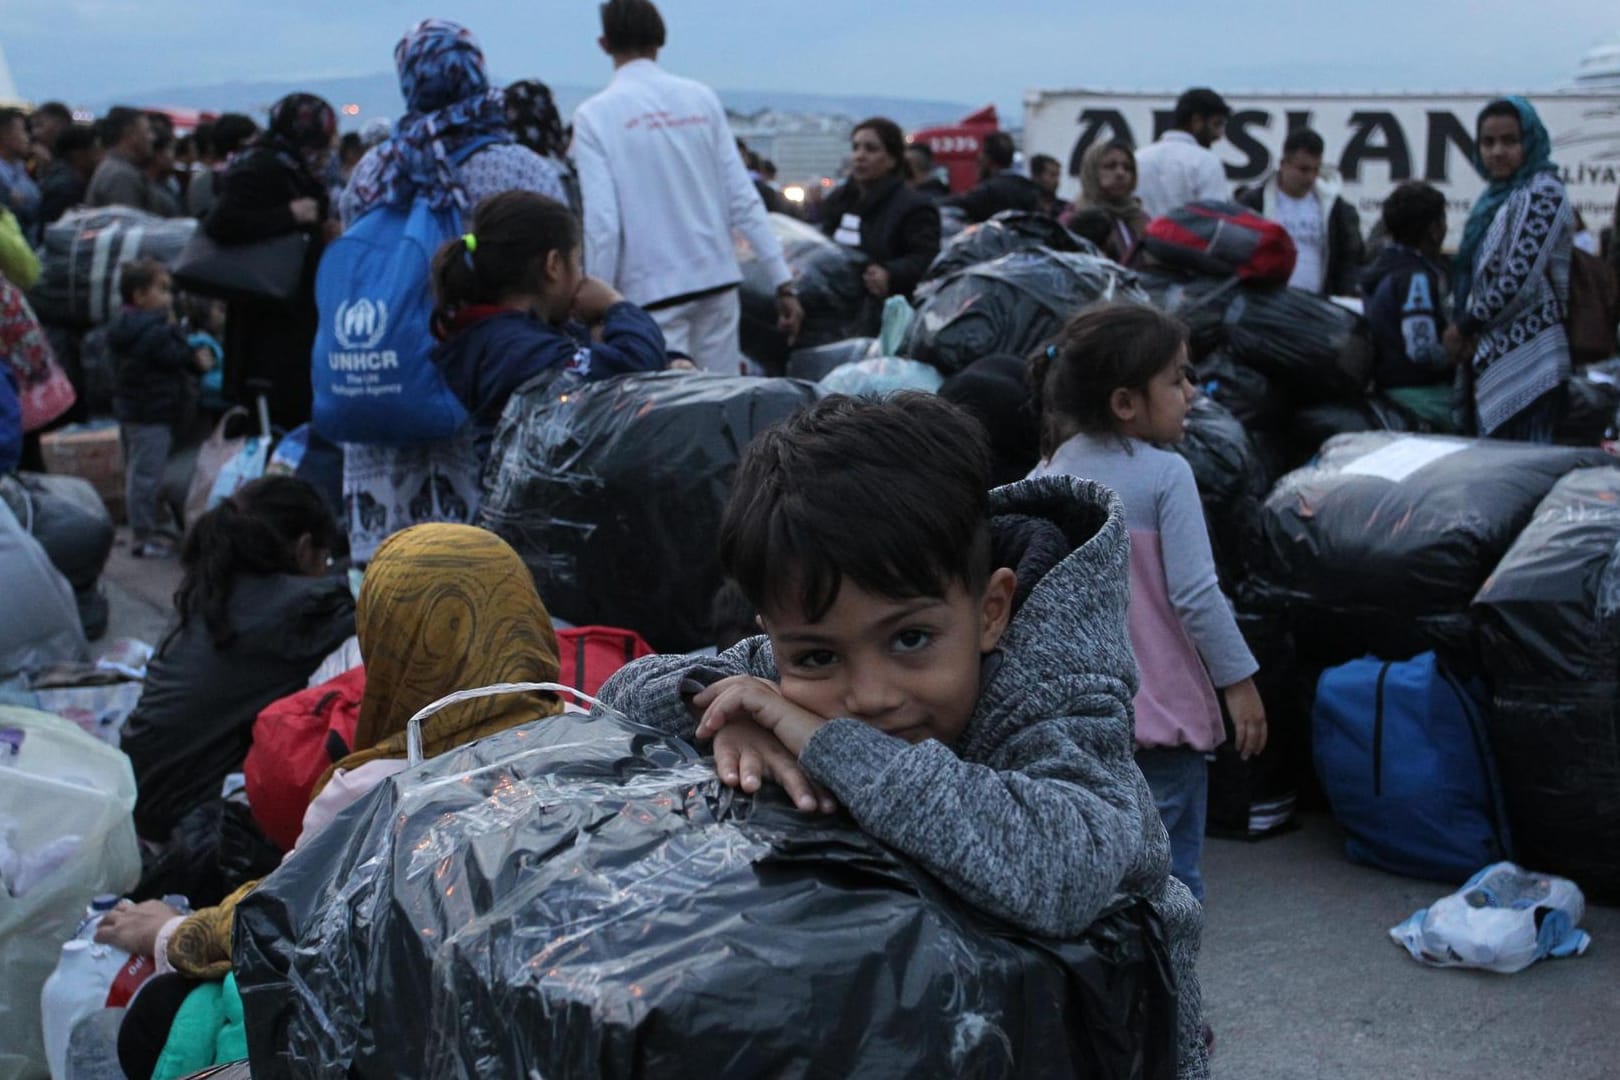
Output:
top-left (40, 939), bottom-right (126, 1080)
top-left (73, 895), bottom-right (121, 941)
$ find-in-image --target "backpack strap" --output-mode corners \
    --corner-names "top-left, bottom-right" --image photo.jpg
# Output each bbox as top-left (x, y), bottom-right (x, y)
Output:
top-left (1437, 663), bottom-right (1516, 860)
top-left (447, 134), bottom-right (508, 168)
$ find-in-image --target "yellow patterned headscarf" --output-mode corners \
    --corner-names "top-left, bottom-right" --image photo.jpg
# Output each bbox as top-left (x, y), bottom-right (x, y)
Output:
top-left (317, 523), bottom-right (563, 790)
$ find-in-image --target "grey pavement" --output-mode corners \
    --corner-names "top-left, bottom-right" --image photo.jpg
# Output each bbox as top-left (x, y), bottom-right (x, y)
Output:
top-left (96, 543), bottom-right (1618, 1079)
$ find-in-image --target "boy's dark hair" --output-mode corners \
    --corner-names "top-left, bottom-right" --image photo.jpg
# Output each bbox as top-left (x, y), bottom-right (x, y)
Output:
top-left (431, 190), bottom-right (579, 331)
top-left (99, 106), bottom-right (144, 148)
top-left (1282, 128), bottom-right (1324, 158)
top-left (1382, 180), bottom-right (1447, 247)
top-left (1030, 303), bottom-right (1188, 454)
top-left (1030, 153), bottom-right (1060, 174)
top-left (1477, 99), bottom-right (1521, 137)
top-left (178, 476), bottom-right (340, 648)
top-left (211, 113), bottom-right (259, 157)
top-left (600, 0), bottom-right (667, 53)
top-left (118, 257), bottom-right (169, 304)
top-left (721, 393), bottom-right (994, 623)
top-left (54, 124), bottom-right (99, 160)
top-left (984, 130), bottom-right (1017, 169)
top-left (1174, 88), bottom-right (1230, 128)
top-left (853, 117), bottom-right (907, 176)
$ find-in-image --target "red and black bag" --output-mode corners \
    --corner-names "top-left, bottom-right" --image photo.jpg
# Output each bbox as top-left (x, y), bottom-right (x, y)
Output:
top-left (244, 666), bottom-right (366, 852)
top-left (557, 626), bottom-right (656, 697)
top-left (1142, 201), bottom-right (1298, 285)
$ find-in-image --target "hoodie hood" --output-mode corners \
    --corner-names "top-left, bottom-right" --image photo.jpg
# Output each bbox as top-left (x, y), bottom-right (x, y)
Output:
top-left (1359, 241), bottom-right (1435, 298)
top-left (108, 307), bottom-right (168, 350)
top-left (956, 474), bottom-right (1138, 764)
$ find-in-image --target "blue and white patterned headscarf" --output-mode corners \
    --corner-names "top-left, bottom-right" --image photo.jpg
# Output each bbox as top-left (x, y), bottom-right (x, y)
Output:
top-left (350, 19), bottom-right (512, 213)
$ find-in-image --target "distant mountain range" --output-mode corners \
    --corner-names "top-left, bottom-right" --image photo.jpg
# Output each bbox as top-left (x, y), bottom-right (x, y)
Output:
top-left (84, 72), bottom-right (981, 130)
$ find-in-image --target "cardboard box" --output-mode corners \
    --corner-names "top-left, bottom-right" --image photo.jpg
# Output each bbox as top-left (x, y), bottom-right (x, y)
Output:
top-left (40, 424), bottom-right (124, 524)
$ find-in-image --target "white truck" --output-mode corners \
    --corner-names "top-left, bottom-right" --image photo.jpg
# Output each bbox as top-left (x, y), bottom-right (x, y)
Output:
top-left (1022, 89), bottom-right (1620, 248)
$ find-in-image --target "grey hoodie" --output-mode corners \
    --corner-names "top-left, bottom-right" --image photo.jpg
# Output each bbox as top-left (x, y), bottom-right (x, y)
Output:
top-left (595, 475), bottom-right (1209, 1078)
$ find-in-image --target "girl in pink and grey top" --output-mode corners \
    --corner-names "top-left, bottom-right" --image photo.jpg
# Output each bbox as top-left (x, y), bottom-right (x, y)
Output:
top-left (1028, 304), bottom-right (1267, 901)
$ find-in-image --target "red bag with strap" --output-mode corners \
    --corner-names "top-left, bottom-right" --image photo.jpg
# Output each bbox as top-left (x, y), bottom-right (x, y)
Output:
top-left (244, 666), bottom-right (366, 852)
top-left (557, 626), bottom-right (656, 697)
top-left (0, 278), bottom-right (76, 432)
top-left (1142, 200), bottom-right (1298, 285)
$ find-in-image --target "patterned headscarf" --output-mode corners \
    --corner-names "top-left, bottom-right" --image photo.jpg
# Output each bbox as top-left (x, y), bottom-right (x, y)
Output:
top-left (352, 18), bottom-right (513, 212)
top-left (504, 80), bottom-right (568, 159)
top-left (1455, 97), bottom-right (1558, 310)
top-left (317, 523), bottom-right (564, 790)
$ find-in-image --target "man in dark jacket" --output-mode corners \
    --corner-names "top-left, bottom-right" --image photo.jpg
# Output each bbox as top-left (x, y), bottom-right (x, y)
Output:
top-left (946, 131), bottom-right (1040, 223)
top-left (86, 108), bottom-right (176, 217)
top-left (1236, 128), bottom-right (1363, 296)
top-left (38, 125), bottom-right (103, 226)
top-left (1360, 180), bottom-right (1455, 430)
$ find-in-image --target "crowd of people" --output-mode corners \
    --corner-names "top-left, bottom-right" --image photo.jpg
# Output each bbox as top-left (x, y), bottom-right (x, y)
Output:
top-left (2, 1), bottom-right (1618, 1077)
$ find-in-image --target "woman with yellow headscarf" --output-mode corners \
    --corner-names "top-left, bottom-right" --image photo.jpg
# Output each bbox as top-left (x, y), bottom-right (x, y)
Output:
top-left (95, 524), bottom-right (564, 1080)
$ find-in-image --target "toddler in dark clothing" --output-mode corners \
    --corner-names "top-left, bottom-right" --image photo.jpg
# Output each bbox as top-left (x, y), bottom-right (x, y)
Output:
top-left (108, 258), bottom-right (215, 557)
top-left (1360, 181), bottom-right (1456, 430)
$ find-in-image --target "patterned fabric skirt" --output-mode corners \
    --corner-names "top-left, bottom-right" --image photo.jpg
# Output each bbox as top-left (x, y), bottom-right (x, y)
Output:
top-left (341, 434), bottom-right (483, 563)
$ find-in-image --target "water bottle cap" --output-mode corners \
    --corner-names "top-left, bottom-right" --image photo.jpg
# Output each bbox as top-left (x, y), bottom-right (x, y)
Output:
top-left (90, 894), bottom-right (120, 912)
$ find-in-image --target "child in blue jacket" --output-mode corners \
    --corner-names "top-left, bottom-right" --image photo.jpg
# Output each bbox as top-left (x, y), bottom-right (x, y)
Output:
top-left (430, 190), bottom-right (667, 466)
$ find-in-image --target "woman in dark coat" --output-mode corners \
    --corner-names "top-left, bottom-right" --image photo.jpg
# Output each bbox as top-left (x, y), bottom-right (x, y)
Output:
top-left (205, 93), bottom-right (337, 430)
top-left (819, 116), bottom-right (941, 336)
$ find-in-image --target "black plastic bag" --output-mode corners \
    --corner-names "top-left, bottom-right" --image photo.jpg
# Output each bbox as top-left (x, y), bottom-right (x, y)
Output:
top-left (1257, 434), bottom-right (1611, 623)
top-left (1170, 395), bottom-right (1269, 587)
top-left (1206, 612), bottom-right (1308, 840)
top-left (480, 372), bottom-right (823, 652)
top-left (1474, 467), bottom-right (1620, 683)
top-left (785, 337), bottom-right (877, 382)
top-left (739, 213), bottom-right (870, 372)
top-left (1136, 270), bottom-right (1238, 360)
top-left (1195, 349), bottom-right (1285, 430)
top-left (903, 249), bottom-right (1147, 376)
top-left (1220, 286), bottom-right (1373, 402)
top-left (1555, 369), bottom-right (1620, 446)
top-left (235, 710), bottom-right (1178, 1080)
top-left (30, 208), bottom-right (198, 327)
top-left (1285, 395), bottom-right (1421, 464)
top-left (1488, 684), bottom-right (1620, 902)
top-left (924, 210), bottom-right (1098, 282)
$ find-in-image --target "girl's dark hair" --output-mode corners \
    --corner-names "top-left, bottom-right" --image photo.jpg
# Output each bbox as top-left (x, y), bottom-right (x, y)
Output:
top-left (1030, 303), bottom-right (1188, 455)
top-left (1477, 99), bottom-right (1522, 138)
top-left (176, 476), bottom-right (339, 648)
top-left (430, 191), bottom-right (579, 331)
top-left (853, 117), bottom-right (908, 176)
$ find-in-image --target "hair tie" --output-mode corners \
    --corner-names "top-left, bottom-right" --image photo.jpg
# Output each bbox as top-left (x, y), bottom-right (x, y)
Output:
top-left (1045, 344), bottom-right (1059, 360)
top-left (462, 233), bottom-right (477, 253)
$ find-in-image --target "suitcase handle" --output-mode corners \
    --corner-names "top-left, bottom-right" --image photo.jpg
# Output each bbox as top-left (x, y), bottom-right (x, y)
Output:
top-left (404, 682), bottom-right (683, 766)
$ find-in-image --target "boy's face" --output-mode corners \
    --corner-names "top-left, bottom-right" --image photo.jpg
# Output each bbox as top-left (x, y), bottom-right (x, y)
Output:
top-left (133, 272), bottom-right (174, 313)
top-left (763, 569), bottom-right (1017, 747)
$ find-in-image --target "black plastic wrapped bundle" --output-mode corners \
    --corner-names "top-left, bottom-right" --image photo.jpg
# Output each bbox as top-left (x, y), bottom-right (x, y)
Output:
top-left (1206, 612), bottom-right (1309, 840)
top-left (1473, 467), bottom-right (1620, 898)
top-left (903, 249), bottom-right (1146, 376)
top-left (30, 208), bottom-right (198, 327)
top-left (1219, 287), bottom-right (1373, 402)
top-left (234, 709), bottom-right (1178, 1079)
top-left (924, 210), bottom-right (1099, 282)
top-left (739, 213), bottom-right (870, 372)
top-left (480, 372), bottom-right (823, 652)
top-left (1169, 395), bottom-right (1269, 587)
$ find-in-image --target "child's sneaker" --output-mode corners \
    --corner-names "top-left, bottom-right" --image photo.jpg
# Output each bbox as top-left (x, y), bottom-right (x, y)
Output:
top-left (132, 539), bottom-right (177, 559)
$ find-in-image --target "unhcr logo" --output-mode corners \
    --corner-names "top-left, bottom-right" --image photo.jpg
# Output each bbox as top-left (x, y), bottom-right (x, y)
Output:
top-left (334, 298), bottom-right (389, 350)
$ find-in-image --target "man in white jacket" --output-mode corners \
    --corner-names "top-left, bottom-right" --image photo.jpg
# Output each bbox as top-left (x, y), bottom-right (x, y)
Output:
top-left (572, 0), bottom-right (803, 373)
top-left (1235, 128), bottom-right (1365, 297)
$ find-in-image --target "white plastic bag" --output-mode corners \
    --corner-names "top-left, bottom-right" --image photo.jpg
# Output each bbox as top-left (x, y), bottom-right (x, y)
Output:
top-left (1390, 861), bottom-right (1592, 974)
top-left (0, 707), bottom-right (139, 1080)
top-left (877, 295), bottom-right (915, 358)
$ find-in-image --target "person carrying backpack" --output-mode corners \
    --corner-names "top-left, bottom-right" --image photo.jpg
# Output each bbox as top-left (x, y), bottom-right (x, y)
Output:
top-left (333, 19), bottom-right (571, 562)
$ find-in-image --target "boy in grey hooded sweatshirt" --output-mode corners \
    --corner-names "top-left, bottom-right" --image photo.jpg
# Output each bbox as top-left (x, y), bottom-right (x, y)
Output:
top-left (596, 393), bottom-right (1208, 1079)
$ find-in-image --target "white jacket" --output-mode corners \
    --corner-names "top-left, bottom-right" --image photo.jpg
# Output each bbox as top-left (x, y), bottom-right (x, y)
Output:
top-left (1132, 131), bottom-right (1231, 219)
top-left (572, 59), bottom-right (791, 306)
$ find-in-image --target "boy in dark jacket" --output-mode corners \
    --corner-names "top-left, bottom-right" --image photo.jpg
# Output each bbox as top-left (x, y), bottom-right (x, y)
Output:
top-left (110, 258), bottom-right (215, 556)
top-left (597, 393), bottom-right (1209, 1079)
top-left (1360, 181), bottom-right (1455, 430)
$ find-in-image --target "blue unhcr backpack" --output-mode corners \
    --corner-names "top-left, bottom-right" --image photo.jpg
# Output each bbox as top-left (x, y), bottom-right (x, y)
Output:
top-left (1313, 652), bottom-right (1513, 883)
top-left (310, 139), bottom-right (498, 445)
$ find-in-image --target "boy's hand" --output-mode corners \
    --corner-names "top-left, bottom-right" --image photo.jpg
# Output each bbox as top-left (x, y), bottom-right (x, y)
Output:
top-left (1223, 678), bottom-right (1268, 760)
top-left (693, 675), bottom-right (827, 756)
top-left (193, 346), bottom-right (216, 372)
top-left (712, 716), bottom-right (837, 814)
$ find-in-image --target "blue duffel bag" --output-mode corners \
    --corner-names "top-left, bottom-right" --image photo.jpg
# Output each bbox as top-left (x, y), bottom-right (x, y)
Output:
top-left (1313, 652), bottom-right (1513, 882)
